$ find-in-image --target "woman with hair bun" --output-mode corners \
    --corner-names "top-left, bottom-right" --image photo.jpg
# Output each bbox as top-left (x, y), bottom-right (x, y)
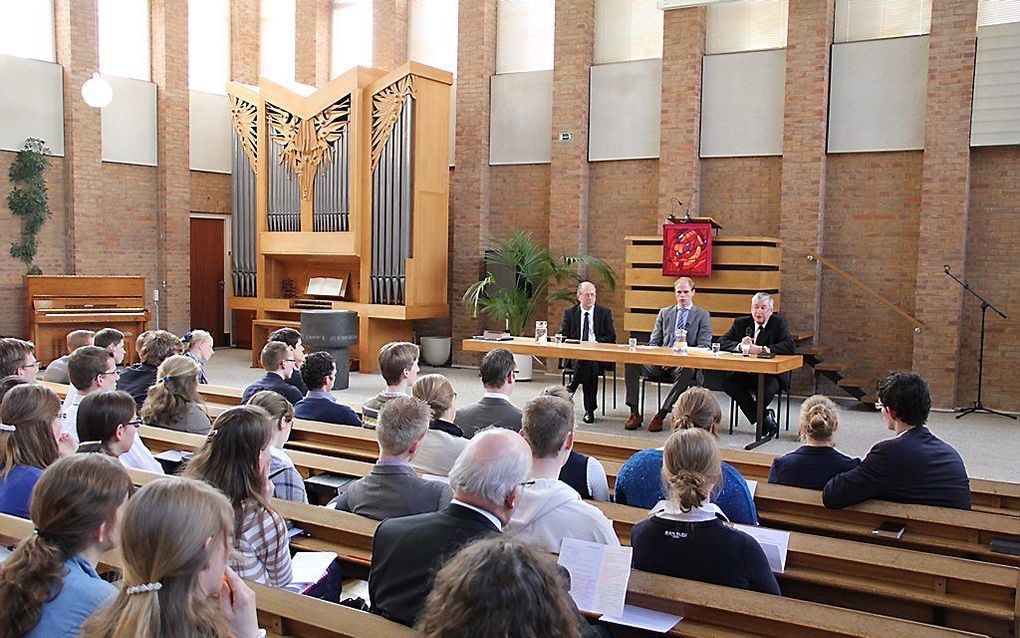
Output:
top-left (768, 395), bottom-right (860, 490)
top-left (630, 428), bottom-right (780, 595)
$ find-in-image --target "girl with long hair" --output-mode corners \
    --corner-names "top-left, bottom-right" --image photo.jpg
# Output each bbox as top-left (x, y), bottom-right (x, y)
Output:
top-left (0, 384), bottom-right (76, 518)
top-left (0, 453), bottom-right (132, 637)
top-left (141, 355), bottom-right (211, 434)
top-left (410, 374), bottom-right (468, 477)
top-left (183, 405), bottom-right (292, 586)
top-left (76, 390), bottom-right (140, 459)
top-left (79, 477), bottom-right (260, 638)
top-left (246, 390), bottom-right (306, 503)
top-left (182, 329), bottom-right (214, 384)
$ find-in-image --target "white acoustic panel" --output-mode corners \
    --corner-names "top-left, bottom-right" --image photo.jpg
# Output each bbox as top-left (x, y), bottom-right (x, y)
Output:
top-left (489, 70), bottom-right (552, 165)
top-left (700, 50), bottom-right (785, 157)
top-left (0, 54), bottom-right (64, 155)
top-left (828, 36), bottom-right (929, 153)
top-left (190, 91), bottom-right (231, 173)
top-left (101, 75), bottom-right (158, 165)
top-left (589, 59), bottom-right (662, 161)
top-left (971, 22), bottom-right (1020, 147)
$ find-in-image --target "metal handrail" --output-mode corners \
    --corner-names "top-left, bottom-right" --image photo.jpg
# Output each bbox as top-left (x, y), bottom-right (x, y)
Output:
top-left (806, 254), bottom-right (925, 333)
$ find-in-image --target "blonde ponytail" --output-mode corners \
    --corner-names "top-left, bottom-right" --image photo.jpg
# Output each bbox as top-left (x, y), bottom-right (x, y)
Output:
top-left (661, 428), bottom-right (721, 510)
top-left (799, 395), bottom-right (838, 442)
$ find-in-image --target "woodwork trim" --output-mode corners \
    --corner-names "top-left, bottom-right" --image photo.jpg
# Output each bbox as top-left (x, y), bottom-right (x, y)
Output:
top-left (264, 96), bottom-right (352, 201)
top-left (229, 95), bottom-right (258, 173)
top-left (370, 76), bottom-right (416, 172)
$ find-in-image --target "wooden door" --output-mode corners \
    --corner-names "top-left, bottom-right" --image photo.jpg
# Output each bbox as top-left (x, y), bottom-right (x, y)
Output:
top-left (189, 217), bottom-right (226, 343)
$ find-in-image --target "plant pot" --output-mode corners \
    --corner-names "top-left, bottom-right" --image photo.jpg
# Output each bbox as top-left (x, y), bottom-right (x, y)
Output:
top-left (513, 353), bottom-right (533, 381)
top-left (419, 336), bottom-right (451, 367)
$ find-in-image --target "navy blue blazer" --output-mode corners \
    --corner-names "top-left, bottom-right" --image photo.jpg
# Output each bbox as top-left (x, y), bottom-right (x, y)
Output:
top-left (294, 395), bottom-right (361, 426)
top-left (823, 426), bottom-right (970, 510)
top-left (768, 446), bottom-right (860, 491)
top-left (241, 372), bottom-right (305, 405)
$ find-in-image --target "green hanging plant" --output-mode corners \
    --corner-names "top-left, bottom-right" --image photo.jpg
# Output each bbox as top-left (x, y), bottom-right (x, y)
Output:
top-left (7, 137), bottom-right (52, 275)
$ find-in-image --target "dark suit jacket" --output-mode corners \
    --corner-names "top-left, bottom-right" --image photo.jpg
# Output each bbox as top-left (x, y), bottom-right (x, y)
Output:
top-left (335, 463), bottom-right (452, 521)
top-left (116, 363), bottom-right (158, 407)
top-left (241, 372), bottom-right (305, 405)
top-left (559, 304), bottom-right (617, 373)
top-left (294, 395), bottom-right (361, 426)
top-left (454, 397), bottom-right (522, 438)
top-left (286, 368), bottom-right (309, 395)
top-left (768, 445), bottom-right (860, 491)
top-left (370, 504), bottom-right (499, 626)
top-left (822, 426), bottom-right (971, 510)
top-left (720, 314), bottom-right (796, 355)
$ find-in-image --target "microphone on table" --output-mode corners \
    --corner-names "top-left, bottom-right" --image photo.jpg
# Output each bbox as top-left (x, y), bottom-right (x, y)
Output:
top-left (743, 327), bottom-right (753, 356)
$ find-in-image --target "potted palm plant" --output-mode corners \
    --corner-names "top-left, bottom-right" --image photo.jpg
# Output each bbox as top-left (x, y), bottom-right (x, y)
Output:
top-left (462, 231), bottom-right (616, 379)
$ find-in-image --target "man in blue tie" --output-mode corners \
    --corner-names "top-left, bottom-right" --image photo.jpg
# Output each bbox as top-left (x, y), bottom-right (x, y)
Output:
top-left (623, 277), bottom-right (712, 432)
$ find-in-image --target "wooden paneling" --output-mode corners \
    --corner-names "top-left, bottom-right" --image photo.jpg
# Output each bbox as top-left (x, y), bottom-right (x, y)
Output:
top-left (626, 266), bottom-right (781, 290)
top-left (627, 243), bottom-right (782, 266)
top-left (626, 290), bottom-right (782, 313)
top-left (625, 312), bottom-right (736, 336)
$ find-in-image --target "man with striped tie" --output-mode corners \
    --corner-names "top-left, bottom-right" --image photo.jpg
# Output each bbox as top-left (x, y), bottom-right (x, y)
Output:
top-left (623, 277), bottom-right (712, 432)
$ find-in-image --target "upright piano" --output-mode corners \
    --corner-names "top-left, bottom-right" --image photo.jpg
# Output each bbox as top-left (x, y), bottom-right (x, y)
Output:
top-left (25, 276), bottom-right (151, 365)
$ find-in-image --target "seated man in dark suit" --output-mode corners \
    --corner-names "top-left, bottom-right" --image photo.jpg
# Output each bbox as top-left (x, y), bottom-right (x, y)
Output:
top-left (294, 351), bottom-right (361, 426)
top-left (269, 327), bottom-right (309, 395)
top-left (335, 396), bottom-right (451, 519)
top-left (241, 341), bottom-right (304, 405)
top-left (369, 428), bottom-right (532, 627)
top-left (720, 292), bottom-right (796, 437)
top-left (559, 281), bottom-right (616, 424)
top-left (454, 348), bottom-right (522, 437)
top-left (117, 330), bottom-right (183, 407)
top-left (823, 372), bottom-right (971, 510)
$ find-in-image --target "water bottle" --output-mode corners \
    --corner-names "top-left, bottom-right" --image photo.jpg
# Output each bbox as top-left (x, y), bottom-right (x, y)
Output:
top-left (535, 321), bottom-right (548, 344)
top-left (673, 327), bottom-right (688, 354)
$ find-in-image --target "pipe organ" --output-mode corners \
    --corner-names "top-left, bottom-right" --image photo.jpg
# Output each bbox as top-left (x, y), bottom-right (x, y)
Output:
top-left (227, 63), bottom-right (452, 373)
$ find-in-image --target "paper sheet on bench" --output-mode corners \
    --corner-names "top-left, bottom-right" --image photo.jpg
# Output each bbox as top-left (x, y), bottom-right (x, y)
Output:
top-left (745, 479), bottom-right (758, 498)
top-left (600, 604), bottom-right (682, 633)
top-left (289, 551), bottom-right (337, 586)
top-left (557, 538), bottom-right (632, 618)
top-left (733, 524), bottom-right (789, 573)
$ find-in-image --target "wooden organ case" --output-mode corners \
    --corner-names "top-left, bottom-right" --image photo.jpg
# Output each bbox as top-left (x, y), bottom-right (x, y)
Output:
top-left (227, 63), bottom-right (452, 373)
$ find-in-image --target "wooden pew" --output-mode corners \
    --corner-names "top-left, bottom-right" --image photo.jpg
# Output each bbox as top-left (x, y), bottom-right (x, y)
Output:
top-left (134, 428), bottom-right (1020, 637)
top-left (0, 513), bottom-right (414, 638)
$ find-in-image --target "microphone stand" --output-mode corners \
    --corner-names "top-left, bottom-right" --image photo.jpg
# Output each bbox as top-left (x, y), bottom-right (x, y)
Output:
top-left (943, 265), bottom-right (1016, 420)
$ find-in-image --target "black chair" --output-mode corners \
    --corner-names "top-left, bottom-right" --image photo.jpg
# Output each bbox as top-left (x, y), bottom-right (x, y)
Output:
top-left (562, 363), bottom-right (616, 416)
top-left (728, 372), bottom-right (792, 435)
top-left (638, 371), bottom-right (677, 419)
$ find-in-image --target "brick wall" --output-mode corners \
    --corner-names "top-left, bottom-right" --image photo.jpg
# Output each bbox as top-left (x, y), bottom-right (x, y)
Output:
top-left (190, 171), bottom-right (232, 214)
top-left (700, 157), bottom-right (782, 236)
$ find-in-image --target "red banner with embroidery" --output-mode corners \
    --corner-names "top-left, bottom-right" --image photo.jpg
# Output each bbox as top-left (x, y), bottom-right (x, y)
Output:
top-left (662, 223), bottom-right (712, 278)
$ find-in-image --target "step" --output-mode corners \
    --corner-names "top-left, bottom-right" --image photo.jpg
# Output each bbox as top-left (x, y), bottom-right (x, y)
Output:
top-left (793, 331), bottom-right (814, 343)
top-left (814, 360), bottom-right (848, 373)
top-left (860, 393), bottom-right (879, 405)
top-left (838, 376), bottom-right (874, 390)
top-left (798, 345), bottom-right (831, 357)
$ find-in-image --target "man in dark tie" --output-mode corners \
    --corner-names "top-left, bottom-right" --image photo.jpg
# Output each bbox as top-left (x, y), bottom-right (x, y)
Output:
top-left (559, 281), bottom-right (616, 423)
top-left (720, 292), bottom-right (796, 437)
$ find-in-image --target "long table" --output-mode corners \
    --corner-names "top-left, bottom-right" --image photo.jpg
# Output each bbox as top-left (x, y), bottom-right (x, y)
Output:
top-left (463, 337), bottom-right (803, 449)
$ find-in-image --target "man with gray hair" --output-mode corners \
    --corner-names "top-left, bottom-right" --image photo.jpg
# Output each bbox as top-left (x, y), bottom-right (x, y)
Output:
top-left (720, 292), bottom-right (796, 438)
top-left (558, 280), bottom-right (616, 423)
top-left (334, 395), bottom-right (452, 520)
top-left (369, 428), bottom-right (532, 627)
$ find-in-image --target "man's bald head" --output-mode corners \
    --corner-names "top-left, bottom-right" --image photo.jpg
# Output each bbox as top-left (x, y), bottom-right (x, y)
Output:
top-left (448, 428), bottom-right (531, 516)
top-left (576, 281), bottom-right (597, 310)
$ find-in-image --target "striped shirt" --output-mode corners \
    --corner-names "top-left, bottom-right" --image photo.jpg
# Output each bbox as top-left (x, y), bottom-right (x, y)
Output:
top-left (231, 502), bottom-right (293, 586)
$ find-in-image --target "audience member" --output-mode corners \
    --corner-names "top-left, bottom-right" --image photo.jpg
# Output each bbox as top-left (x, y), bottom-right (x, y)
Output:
top-left (369, 428), bottom-right (531, 627)
top-left (182, 329), bottom-right (214, 384)
top-left (418, 537), bottom-right (584, 638)
top-left (0, 454), bottom-right (132, 638)
top-left (631, 428), bottom-right (780, 595)
top-left (247, 390), bottom-right (307, 504)
top-left (140, 354), bottom-right (211, 434)
top-left (270, 327), bottom-right (309, 395)
top-left (614, 386), bottom-right (758, 524)
top-left (0, 337), bottom-right (38, 381)
top-left (184, 405), bottom-right (293, 586)
top-left (79, 477), bottom-right (258, 638)
top-left (76, 390), bottom-right (140, 460)
top-left (455, 348), bottom-right (521, 437)
top-left (768, 395), bottom-right (859, 490)
top-left (823, 372), bottom-right (971, 510)
top-left (0, 375), bottom-right (28, 402)
top-left (117, 330), bottom-right (183, 407)
top-left (41, 329), bottom-right (94, 383)
top-left (362, 341), bottom-right (420, 429)
top-left (294, 351), bottom-right (361, 426)
top-left (93, 328), bottom-right (127, 366)
top-left (0, 384), bottom-right (74, 518)
top-left (241, 341), bottom-right (303, 405)
top-left (410, 373), bottom-right (468, 476)
top-left (507, 395), bottom-right (618, 552)
top-left (336, 396), bottom-right (452, 519)
top-left (540, 386), bottom-right (610, 501)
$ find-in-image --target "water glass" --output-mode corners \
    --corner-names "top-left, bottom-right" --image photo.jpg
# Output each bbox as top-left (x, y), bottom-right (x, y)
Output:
top-left (712, 342), bottom-right (721, 356)
top-left (628, 337), bottom-right (637, 351)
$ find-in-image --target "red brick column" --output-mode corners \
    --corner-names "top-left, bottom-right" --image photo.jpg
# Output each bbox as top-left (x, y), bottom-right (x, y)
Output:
top-left (231, 0), bottom-right (260, 83)
top-left (296, 0), bottom-right (331, 86)
top-left (658, 7), bottom-right (705, 216)
top-left (54, 0), bottom-right (103, 275)
top-left (373, 0), bottom-right (408, 71)
top-left (548, 0), bottom-right (594, 319)
top-left (152, 0), bottom-right (192, 334)
top-left (912, 0), bottom-right (978, 408)
top-left (451, 0), bottom-right (497, 363)
top-left (779, 0), bottom-right (834, 344)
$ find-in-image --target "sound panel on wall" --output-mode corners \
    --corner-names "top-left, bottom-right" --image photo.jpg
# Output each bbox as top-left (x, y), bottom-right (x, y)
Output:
top-left (190, 91), bottom-right (231, 173)
top-left (101, 75), bottom-right (158, 165)
top-left (589, 58), bottom-right (662, 162)
top-left (700, 49), bottom-right (785, 158)
top-left (0, 54), bottom-right (64, 155)
top-left (971, 22), bottom-right (1020, 147)
top-left (489, 70), bottom-right (553, 165)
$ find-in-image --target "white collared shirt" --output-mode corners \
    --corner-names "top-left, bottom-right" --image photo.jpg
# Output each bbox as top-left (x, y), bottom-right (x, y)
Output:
top-left (649, 499), bottom-right (728, 523)
top-left (481, 392), bottom-right (512, 403)
top-left (450, 498), bottom-right (503, 531)
top-left (579, 306), bottom-right (597, 342)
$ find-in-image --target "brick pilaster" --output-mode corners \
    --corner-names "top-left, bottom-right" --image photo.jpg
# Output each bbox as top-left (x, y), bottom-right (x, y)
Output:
top-left (231, 0), bottom-right (260, 83)
top-left (779, 0), bottom-right (835, 345)
top-left (451, 0), bottom-right (497, 363)
top-left (296, 0), bottom-right (331, 86)
top-left (658, 7), bottom-right (704, 216)
top-left (373, 0), bottom-right (408, 72)
top-left (912, 0), bottom-right (979, 408)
